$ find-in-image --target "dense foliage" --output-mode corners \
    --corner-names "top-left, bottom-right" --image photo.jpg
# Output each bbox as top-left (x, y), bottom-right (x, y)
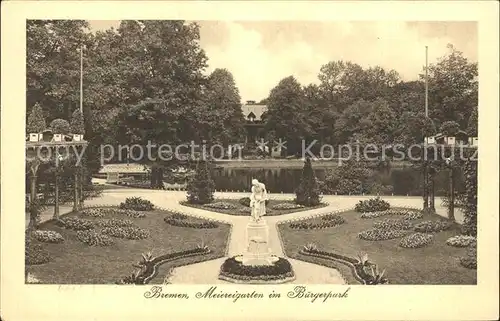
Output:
top-left (186, 161), bottom-right (215, 204)
top-left (462, 159), bottom-right (477, 236)
top-left (295, 157), bottom-right (322, 206)
top-left (355, 197), bottom-right (391, 213)
top-left (119, 197), bottom-right (155, 211)
top-left (27, 103), bottom-right (46, 133)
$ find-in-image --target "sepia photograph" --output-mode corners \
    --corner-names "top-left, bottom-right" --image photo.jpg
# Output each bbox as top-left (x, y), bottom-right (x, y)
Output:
top-left (1, 1), bottom-right (499, 321)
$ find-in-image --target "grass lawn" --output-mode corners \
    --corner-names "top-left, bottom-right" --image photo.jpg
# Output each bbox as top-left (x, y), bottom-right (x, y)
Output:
top-left (278, 209), bottom-right (476, 285)
top-left (181, 198), bottom-right (327, 216)
top-left (26, 208), bottom-right (231, 284)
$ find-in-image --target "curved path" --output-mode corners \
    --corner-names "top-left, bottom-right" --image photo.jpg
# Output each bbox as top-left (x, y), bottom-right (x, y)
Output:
top-left (46, 188), bottom-right (462, 284)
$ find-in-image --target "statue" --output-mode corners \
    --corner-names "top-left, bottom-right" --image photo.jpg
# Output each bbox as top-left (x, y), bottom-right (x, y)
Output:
top-left (250, 179), bottom-right (268, 222)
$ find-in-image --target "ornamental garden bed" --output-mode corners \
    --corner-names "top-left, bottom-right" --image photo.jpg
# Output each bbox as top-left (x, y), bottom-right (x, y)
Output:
top-left (218, 256), bottom-right (295, 284)
top-left (278, 208), bottom-right (476, 285)
top-left (181, 198), bottom-right (327, 216)
top-left (25, 207), bottom-right (231, 284)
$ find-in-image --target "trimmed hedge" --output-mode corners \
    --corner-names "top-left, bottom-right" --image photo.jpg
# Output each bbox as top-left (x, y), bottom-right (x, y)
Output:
top-left (219, 257), bottom-right (294, 282)
top-left (355, 197), bottom-right (390, 213)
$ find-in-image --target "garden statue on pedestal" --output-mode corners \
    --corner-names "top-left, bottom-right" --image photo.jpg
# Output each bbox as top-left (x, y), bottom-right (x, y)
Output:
top-left (250, 179), bottom-right (267, 222)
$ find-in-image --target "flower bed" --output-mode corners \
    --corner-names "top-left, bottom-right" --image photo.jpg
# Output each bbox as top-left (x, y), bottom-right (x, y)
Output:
top-left (119, 197), bottom-right (155, 211)
top-left (373, 218), bottom-right (413, 231)
top-left (399, 233), bottom-right (433, 248)
top-left (25, 242), bottom-right (51, 265)
top-left (80, 207), bottom-right (146, 218)
top-left (58, 217), bottom-right (94, 231)
top-left (171, 212), bottom-right (188, 220)
top-left (271, 203), bottom-right (305, 210)
top-left (218, 256), bottom-right (295, 284)
top-left (357, 228), bottom-right (407, 241)
top-left (32, 230), bottom-right (64, 243)
top-left (117, 247), bottom-right (211, 284)
top-left (413, 220), bottom-right (452, 233)
top-left (299, 247), bottom-right (388, 285)
top-left (290, 214), bottom-right (345, 230)
top-left (355, 197), bottom-right (390, 213)
top-left (459, 247), bottom-right (477, 269)
top-left (446, 235), bottom-right (477, 248)
top-left (164, 217), bottom-right (218, 229)
top-left (203, 202), bottom-right (238, 210)
top-left (95, 218), bottom-right (135, 228)
top-left (76, 230), bottom-right (115, 246)
top-left (101, 226), bottom-right (150, 240)
top-left (360, 208), bottom-right (423, 219)
top-left (239, 197), bottom-right (269, 207)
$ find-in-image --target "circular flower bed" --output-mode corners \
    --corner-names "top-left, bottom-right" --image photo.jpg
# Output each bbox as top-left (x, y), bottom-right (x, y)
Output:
top-left (271, 202), bottom-right (305, 210)
top-left (80, 208), bottom-right (107, 218)
top-left (355, 197), bottom-right (390, 213)
top-left (357, 229), bottom-right (407, 241)
top-left (399, 233), bottom-right (433, 248)
top-left (76, 230), bottom-right (114, 246)
top-left (360, 209), bottom-right (423, 219)
top-left (219, 256), bottom-right (295, 283)
top-left (446, 235), bottom-right (477, 248)
top-left (95, 218), bottom-right (135, 228)
top-left (203, 202), bottom-right (238, 210)
top-left (413, 220), bottom-right (452, 233)
top-left (25, 242), bottom-right (51, 265)
top-left (58, 217), bottom-right (94, 231)
top-left (164, 217), bottom-right (218, 229)
top-left (101, 226), bottom-right (150, 240)
top-left (32, 230), bottom-right (64, 243)
top-left (459, 247), bottom-right (477, 269)
top-left (373, 219), bottom-right (413, 231)
top-left (119, 197), bottom-right (155, 211)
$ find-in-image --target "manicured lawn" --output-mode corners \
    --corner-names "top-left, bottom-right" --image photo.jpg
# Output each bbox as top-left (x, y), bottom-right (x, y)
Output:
top-left (181, 198), bottom-right (327, 216)
top-left (278, 209), bottom-right (476, 285)
top-left (26, 208), bottom-right (231, 284)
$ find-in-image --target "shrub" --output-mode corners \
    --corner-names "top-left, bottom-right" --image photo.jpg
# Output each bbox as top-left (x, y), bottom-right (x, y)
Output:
top-left (295, 157), bottom-right (322, 206)
top-left (271, 202), bottom-right (305, 210)
top-left (32, 230), bottom-right (64, 243)
top-left (399, 233), bottom-right (433, 248)
top-left (357, 229), bottom-right (406, 241)
top-left (373, 219), bottom-right (413, 231)
top-left (27, 103), bottom-right (46, 133)
top-left (462, 160), bottom-right (477, 236)
top-left (49, 118), bottom-right (71, 134)
top-left (446, 235), bottom-right (477, 248)
top-left (322, 159), bottom-right (372, 195)
top-left (95, 218), bottom-right (135, 228)
top-left (413, 220), bottom-right (452, 233)
top-left (76, 230), bottom-right (115, 246)
top-left (355, 197), bottom-right (390, 213)
top-left (459, 247), bottom-right (477, 269)
top-left (101, 226), bottom-right (150, 240)
top-left (58, 217), bottom-right (94, 231)
top-left (70, 109), bottom-right (85, 135)
top-left (203, 202), bottom-right (238, 210)
top-left (164, 217), bottom-right (218, 229)
top-left (219, 256), bottom-right (293, 280)
top-left (239, 197), bottom-right (269, 207)
top-left (360, 208), bottom-right (423, 219)
top-left (171, 212), bottom-right (188, 220)
top-left (119, 197), bottom-right (154, 211)
top-left (186, 161), bottom-right (215, 204)
top-left (25, 242), bottom-right (51, 265)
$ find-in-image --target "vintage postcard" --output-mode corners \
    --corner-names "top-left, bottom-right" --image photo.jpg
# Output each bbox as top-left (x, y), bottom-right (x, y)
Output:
top-left (1, 1), bottom-right (499, 320)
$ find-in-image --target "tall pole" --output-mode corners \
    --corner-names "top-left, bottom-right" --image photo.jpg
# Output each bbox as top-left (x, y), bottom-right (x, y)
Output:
top-left (80, 45), bottom-right (83, 114)
top-left (425, 46), bottom-right (429, 117)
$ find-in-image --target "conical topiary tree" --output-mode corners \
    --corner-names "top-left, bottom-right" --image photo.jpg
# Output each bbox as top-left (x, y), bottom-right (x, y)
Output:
top-left (50, 118), bottom-right (71, 134)
top-left (186, 160), bottom-right (215, 204)
top-left (27, 103), bottom-right (46, 133)
top-left (295, 157), bottom-right (322, 206)
top-left (70, 109), bottom-right (85, 135)
top-left (462, 159), bottom-right (477, 236)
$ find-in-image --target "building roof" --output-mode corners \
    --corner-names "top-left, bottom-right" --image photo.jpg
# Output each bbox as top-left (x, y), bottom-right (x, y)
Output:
top-left (99, 163), bottom-right (148, 174)
top-left (241, 104), bottom-right (267, 121)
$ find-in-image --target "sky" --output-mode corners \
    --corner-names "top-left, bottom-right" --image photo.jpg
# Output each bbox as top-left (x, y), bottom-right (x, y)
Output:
top-left (89, 20), bottom-right (477, 102)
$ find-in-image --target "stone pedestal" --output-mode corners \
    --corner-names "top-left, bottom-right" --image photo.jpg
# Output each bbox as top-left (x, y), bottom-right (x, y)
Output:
top-left (235, 219), bottom-right (278, 266)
